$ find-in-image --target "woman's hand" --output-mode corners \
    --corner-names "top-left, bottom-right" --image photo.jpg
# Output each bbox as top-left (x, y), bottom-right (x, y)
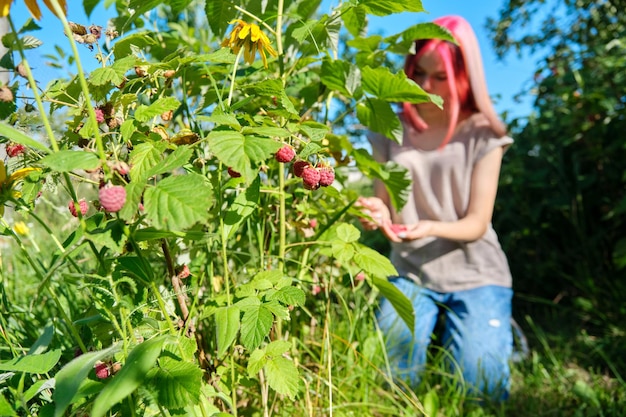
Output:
top-left (356, 197), bottom-right (391, 231)
top-left (380, 221), bottom-right (435, 242)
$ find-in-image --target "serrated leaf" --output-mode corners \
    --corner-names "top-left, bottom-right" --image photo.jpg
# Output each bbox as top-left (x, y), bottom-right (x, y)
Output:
top-left (359, 0), bottom-right (425, 16)
top-left (247, 348), bottom-right (266, 376)
top-left (207, 130), bottom-right (282, 180)
top-left (270, 286), bottom-right (306, 307)
top-left (53, 344), bottom-right (121, 417)
top-left (353, 244), bottom-right (397, 278)
top-left (0, 350), bottom-right (61, 373)
top-left (357, 98), bottom-right (403, 144)
top-left (151, 358), bottom-right (202, 409)
top-left (117, 180), bottom-right (144, 221)
top-left (336, 223), bottom-right (361, 243)
top-left (205, 0), bottom-right (237, 37)
top-left (144, 173), bottom-right (212, 230)
top-left (264, 356), bottom-right (300, 399)
top-left (240, 305), bottom-right (273, 351)
top-left (129, 141), bottom-right (168, 182)
top-left (146, 145), bottom-right (194, 177)
top-left (91, 336), bottom-right (168, 417)
top-left (90, 66), bottom-right (126, 87)
top-left (321, 59), bottom-right (361, 97)
top-left (362, 66), bottom-right (439, 104)
top-left (216, 306), bottom-right (240, 358)
top-left (223, 176), bottom-right (260, 239)
top-left (39, 150), bottom-right (100, 172)
top-left (135, 97), bottom-right (181, 123)
top-left (372, 276), bottom-right (414, 334)
top-left (341, 4), bottom-right (367, 37)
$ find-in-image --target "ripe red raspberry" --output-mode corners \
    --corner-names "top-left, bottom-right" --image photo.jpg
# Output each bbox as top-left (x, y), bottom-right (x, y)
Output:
top-left (68, 199), bottom-right (88, 217)
top-left (94, 107), bottom-right (105, 123)
top-left (301, 166), bottom-right (320, 190)
top-left (94, 362), bottom-right (110, 379)
top-left (292, 160), bottom-right (310, 177)
top-left (318, 166), bottom-right (335, 187)
top-left (274, 145), bottom-right (295, 163)
top-left (227, 167), bottom-right (241, 178)
top-left (6, 143), bottom-right (26, 157)
top-left (99, 185), bottom-right (126, 212)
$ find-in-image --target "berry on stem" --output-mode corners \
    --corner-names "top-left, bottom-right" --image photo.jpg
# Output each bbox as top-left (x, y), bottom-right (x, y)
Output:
top-left (68, 199), bottom-right (89, 217)
top-left (275, 145), bottom-right (295, 163)
top-left (6, 143), bottom-right (26, 157)
top-left (318, 166), bottom-right (335, 187)
top-left (292, 160), bottom-right (310, 177)
top-left (301, 166), bottom-right (320, 190)
top-left (99, 185), bottom-right (126, 213)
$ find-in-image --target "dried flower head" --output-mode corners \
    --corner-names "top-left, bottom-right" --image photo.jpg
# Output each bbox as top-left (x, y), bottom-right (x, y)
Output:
top-left (221, 19), bottom-right (278, 68)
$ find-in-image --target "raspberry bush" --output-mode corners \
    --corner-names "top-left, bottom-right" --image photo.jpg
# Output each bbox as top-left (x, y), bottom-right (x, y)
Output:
top-left (0, 1), bottom-right (447, 416)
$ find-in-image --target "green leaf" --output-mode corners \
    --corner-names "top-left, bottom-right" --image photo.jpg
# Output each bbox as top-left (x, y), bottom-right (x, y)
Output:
top-left (336, 223), bottom-right (361, 243)
top-left (90, 66), bottom-right (126, 87)
top-left (352, 149), bottom-right (411, 211)
top-left (91, 336), bottom-right (168, 417)
top-left (0, 350), bottom-right (61, 373)
top-left (320, 59), bottom-right (361, 98)
top-left (113, 32), bottom-right (158, 59)
top-left (0, 122), bottom-right (50, 153)
top-left (341, 4), bottom-right (367, 37)
top-left (117, 180), bottom-right (144, 221)
top-left (240, 304), bottom-right (273, 351)
top-left (353, 244), bottom-right (397, 278)
top-left (151, 358), bottom-right (202, 409)
top-left (386, 23), bottom-right (457, 54)
top-left (215, 306), bottom-right (240, 358)
top-left (144, 173), bottom-right (212, 230)
top-left (0, 395), bottom-right (17, 416)
top-left (129, 141), bottom-right (168, 182)
top-left (264, 356), bottom-right (300, 399)
top-left (28, 325), bottom-right (54, 355)
top-left (53, 344), bottom-right (121, 417)
top-left (83, 0), bottom-right (99, 17)
top-left (207, 131), bottom-right (282, 180)
top-left (135, 97), bottom-right (181, 123)
top-left (205, 0), bottom-right (237, 37)
top-left (247, 348), bottom-right (267, 376)
top-left (372, 276), bottom-right (414, 333)
top-left (357, 98), bottom-right (403, 143)
top-left (358, 0), bottom-right (425, 16)
top-left (223, 177), bottom-right (260, 239)
top-left (269, 286), bottom-right (306, 307)
top-left (40, 150), bottom-right (100, 173)
top-left (132, 227), bottom-right (206, 242)
top-left (361, 66), bottom-right (439, 104)
top-left (146, 145), bottom-right (194, 177)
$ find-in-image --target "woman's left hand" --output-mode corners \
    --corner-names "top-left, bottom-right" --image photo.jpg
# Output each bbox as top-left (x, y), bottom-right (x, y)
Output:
top-left (380, 221), bottom-right (434, 242)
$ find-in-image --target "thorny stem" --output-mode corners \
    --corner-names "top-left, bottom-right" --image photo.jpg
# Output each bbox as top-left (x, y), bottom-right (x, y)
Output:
top-left (161, 240), bottom-right (194, 335)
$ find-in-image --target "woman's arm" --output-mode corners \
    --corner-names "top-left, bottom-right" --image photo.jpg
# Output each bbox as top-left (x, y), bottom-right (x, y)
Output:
top-left (383, 146), bottom-right (504, 242)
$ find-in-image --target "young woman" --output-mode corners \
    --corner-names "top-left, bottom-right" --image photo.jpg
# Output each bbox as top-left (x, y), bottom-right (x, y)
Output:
top-left (358, 15), bottom-right (514, 400)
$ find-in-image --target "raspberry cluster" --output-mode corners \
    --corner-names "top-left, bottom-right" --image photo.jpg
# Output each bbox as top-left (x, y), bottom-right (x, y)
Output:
top-left (293, 161), bottom-right (335, 190)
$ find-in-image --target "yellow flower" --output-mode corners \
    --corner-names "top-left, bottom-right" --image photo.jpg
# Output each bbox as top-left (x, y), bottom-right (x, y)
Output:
top-left (13, 220), bottom-right (29, 236)
top-left (0, 160), bottom-right (40, 216)
top-left (0, 0), bottom-right (67, 20)
top-left (221, 19), bottom-right (278, 68)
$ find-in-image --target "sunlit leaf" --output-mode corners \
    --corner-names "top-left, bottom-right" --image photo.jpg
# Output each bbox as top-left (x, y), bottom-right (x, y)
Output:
top-left (144, 173), bottom-right (212, 230)
top-left (40, 150), bottom-right (100, 172)
top-left (264, 356), bottom-right (300, 399)
top-left (240, 304), bottom-right (273, 351)
top-left (150, 357), bottom-right (202, 409)
top-left (216, 306), bottom-right (240, 358)
top-left (371, 276), bottom-right (414, 333)
top-left (356, 98), bottom-right (403, 144)
top-left (0, 350), bottom-right (61, 373)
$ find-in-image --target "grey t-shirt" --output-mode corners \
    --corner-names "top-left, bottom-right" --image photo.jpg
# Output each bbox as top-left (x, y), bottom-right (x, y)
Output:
top-left (369, 113), bottom-right (513, 292)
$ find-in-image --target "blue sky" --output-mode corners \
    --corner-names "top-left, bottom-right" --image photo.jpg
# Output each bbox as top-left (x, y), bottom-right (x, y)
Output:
top-left (9, 0), bottom-right (536, 122)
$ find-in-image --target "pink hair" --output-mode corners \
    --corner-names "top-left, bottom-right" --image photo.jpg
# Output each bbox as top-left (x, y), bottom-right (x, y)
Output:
top-left (402, 15), bottom-right (506, 147)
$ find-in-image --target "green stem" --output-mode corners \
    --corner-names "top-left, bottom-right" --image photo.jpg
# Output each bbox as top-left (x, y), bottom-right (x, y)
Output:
top-left (47, 0), bottom-right (107, 164)
top-left (276, 0), bottom-right (284, 56)
top-left (226, 48), bottom-right (244, 107)
top-left (7, 16), bottom-right (59, 152)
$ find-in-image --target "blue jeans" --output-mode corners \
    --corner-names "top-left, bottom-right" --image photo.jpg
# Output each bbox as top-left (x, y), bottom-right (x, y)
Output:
top-left (377, 278), bottom-right (513, 400)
